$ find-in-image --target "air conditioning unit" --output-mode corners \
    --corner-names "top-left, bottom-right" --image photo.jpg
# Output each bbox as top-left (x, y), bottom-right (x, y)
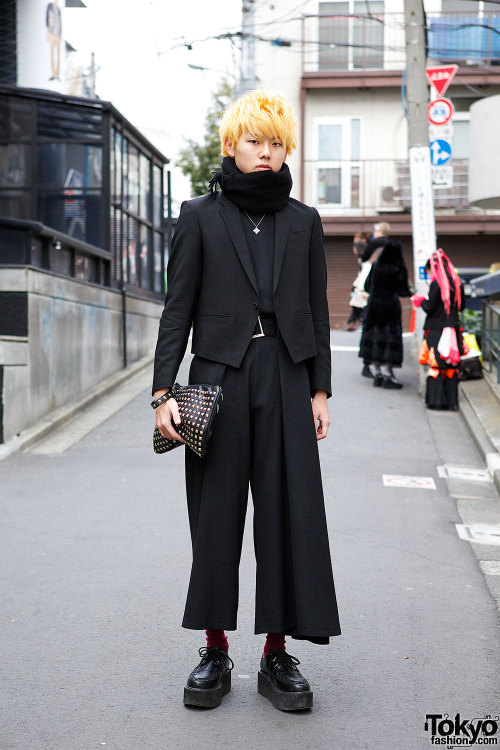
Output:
top-left (377, 185), bottom-right (403, 212)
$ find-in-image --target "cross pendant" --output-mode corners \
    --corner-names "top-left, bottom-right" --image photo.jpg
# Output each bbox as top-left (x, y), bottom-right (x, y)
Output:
top-left (253, 227), bottom-right (260, 234)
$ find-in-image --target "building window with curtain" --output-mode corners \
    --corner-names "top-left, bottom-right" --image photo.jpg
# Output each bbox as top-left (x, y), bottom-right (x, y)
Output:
top-left (318, 0), bottom-right (385, 70)
top-left (314, 116), bottom-right (361, 208)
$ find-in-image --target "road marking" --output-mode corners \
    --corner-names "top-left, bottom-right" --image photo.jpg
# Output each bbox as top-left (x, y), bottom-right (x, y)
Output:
top-left (383, 474), bottom-right (437, 489)
top-left (437, 465), bottom-right (492, 482)
top-left (330, 345), bottom-right (359, 352)
top-left (479, 561), bottom-right (500, 575)
top-left (238, 674), bottom-right (250, 679)
top-left (456, 524), bottom-right (500, 546)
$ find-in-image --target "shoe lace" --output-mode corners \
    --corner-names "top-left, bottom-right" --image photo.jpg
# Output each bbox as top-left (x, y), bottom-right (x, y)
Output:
top-left (198, 646), bottom-right (234, 671)
top-left (269, 650), bottom-right (300, 671)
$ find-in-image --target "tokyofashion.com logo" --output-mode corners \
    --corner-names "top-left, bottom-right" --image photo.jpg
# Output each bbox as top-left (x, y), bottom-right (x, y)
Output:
top-left (425, 714), bottom-right (499, 746)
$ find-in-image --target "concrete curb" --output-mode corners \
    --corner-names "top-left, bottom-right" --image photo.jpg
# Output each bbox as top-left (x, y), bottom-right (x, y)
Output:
top-left (0, 355), bottom-right (153, 462)
top-left (460, 384), bottom-right (500, 495)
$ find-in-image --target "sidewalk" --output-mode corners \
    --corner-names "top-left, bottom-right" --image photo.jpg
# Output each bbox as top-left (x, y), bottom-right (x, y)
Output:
top-left (1, 331), bottom-right (500, 750)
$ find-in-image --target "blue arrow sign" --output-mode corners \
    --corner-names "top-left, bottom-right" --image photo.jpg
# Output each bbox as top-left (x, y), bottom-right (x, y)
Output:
top-left (430, 139), bottom-right (452, 166)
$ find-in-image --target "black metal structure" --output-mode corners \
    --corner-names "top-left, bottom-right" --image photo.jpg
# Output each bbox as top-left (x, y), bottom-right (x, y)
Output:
top-left (0, 85), bottom-right (169, 299)
top-left (0, 1), bottom-right (17, 87)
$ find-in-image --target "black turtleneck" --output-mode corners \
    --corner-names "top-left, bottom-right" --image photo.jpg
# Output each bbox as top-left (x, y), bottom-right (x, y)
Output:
top-left (241, 210), bottom-right (275, 315)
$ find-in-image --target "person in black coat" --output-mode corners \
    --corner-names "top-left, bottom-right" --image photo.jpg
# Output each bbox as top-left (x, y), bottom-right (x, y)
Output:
top-left (411, 249), bottom-right (465, 409)
top-left (358, 239), bottom-right (411, 388)
top-left (151, 90), bottom-right (340, 711)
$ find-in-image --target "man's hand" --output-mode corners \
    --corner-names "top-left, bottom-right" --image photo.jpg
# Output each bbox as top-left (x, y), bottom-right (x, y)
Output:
top-left (312, 390), bottom-right (330, 441)
top-left (154, 389), bottom-right (186, 443)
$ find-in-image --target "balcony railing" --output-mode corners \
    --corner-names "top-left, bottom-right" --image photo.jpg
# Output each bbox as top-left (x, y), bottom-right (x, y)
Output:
top-left (302, 11), bottom-right (500, 73)
top-left (304, 158), bottom-right (476, 214)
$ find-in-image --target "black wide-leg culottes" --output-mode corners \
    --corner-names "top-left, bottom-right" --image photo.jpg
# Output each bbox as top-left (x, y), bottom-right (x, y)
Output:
top-left (183, 335), bottom-right (341, 644)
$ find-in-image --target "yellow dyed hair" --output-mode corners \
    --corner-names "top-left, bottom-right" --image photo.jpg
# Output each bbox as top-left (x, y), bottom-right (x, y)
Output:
top-left (220, 90), bottom-right (298, 157)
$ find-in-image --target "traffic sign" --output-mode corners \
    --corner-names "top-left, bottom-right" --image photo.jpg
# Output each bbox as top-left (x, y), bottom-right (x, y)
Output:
top-left (425, 65), bottom-right (458, 97)
top-left (430, 139), bottom-right (452, 166)
top-left (429, 122), bottom-right (453, 142)
top-left (432, 165), bottom-right (453, 189)
top-left (428, 98), bottom-right (454, 126)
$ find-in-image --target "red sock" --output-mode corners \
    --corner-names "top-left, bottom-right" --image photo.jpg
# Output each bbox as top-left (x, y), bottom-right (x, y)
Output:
top-left (205, 629), bottom-right (229, 653)
top-left (264, 633), bottom-right (286, 657)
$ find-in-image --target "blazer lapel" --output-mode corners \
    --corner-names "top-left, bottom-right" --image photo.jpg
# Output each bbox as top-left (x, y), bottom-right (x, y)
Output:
top-left (218, 193), bottom-right (259, 294)
top-left (273, 204), bottom-right (292, 293)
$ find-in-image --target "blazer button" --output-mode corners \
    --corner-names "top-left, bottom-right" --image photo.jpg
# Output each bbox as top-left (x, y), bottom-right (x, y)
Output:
top-left (253, 302), bottom-right (258, 310)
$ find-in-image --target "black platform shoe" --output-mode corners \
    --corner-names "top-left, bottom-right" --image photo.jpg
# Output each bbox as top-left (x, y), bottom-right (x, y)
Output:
top-left (183, 646), bottom-right (234, 708)
top-left (361, 364), bottom-right (374, 378)
top-left (258, 650), bottom-right (313, 711)
top-left (373, 372), bottom-right (383, 387)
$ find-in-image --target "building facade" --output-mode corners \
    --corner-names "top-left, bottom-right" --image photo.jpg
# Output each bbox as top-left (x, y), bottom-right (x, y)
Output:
top-left (251, 0), bottom-right (500, 327)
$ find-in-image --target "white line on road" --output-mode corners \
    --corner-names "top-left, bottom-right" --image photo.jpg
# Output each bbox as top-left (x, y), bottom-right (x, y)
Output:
top-left (437, 465), bottom-right (492, 483)
top-left (456, 524), bottom-right (500, 546)
top-left (331, 345), bottom-right (359, 352)
top-left (383, 474), bottom-right (437, 489)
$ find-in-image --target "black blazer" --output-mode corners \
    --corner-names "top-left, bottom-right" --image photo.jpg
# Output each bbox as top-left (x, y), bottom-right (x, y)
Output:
top-left (152, 191), bottom-right (332, 397)
top-left (422, 279), bottom-right (464, 329)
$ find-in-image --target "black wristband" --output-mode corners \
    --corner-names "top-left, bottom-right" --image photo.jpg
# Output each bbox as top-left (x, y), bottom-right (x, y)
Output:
top-left (151, 392), bottom-right (173, 409)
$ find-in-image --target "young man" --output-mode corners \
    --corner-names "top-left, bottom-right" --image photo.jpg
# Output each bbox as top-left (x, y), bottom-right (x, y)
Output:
top-left (152, 90), bottom-right (341, 711)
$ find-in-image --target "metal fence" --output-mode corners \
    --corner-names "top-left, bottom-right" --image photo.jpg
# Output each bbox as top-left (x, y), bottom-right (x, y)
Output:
top-left (302, 11), bottom-right (500, 72)
top-left (482, 301), bottom-right (500, 384)
top-left (304, 158), bottom-right (473, 213)
top-left (0, 216), bottom-right (111, 287)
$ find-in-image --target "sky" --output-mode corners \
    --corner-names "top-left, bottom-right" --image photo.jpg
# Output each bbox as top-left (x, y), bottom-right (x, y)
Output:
top-left (64, 0), bottom-right (244, 205)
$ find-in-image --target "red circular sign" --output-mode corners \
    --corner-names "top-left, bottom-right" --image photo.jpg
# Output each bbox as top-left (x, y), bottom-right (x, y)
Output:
top-left (428, 98), bottom-right (454, 126)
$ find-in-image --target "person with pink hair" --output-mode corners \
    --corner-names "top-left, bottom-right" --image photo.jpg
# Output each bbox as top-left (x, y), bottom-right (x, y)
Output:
top-left (412, 249), bottom-right (465, 409)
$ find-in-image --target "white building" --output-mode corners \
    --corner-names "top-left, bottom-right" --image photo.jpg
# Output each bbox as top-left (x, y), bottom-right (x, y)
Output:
top-left (249, 0), bottom-right (500, 326)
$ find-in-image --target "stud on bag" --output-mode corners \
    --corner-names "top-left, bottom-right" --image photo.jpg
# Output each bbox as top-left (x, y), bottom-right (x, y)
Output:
top-left (153, 383), bottom-right (223, 459)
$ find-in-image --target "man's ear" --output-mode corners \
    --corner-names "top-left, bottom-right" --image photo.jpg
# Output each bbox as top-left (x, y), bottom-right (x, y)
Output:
top-left (224, 138), bottom-right (235, 158)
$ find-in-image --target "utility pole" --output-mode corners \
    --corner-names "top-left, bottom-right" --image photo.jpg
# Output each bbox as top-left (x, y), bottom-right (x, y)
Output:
top-left (239, 0), bottom-right (257, 96)
top-left (404, 0), bottom-right (436, 321)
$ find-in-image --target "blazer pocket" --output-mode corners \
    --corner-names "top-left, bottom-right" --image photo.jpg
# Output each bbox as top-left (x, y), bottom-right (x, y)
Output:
top-left (296, 310), bottom-right (313, 316)
top-left (194, 312), bottom-right (229, 318)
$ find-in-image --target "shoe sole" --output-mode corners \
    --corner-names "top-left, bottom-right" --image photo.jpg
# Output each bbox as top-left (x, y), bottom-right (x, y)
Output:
top-left (183, 670), bottom-right (231, 708)
top-left (257, 670), bottom-right (313, 711)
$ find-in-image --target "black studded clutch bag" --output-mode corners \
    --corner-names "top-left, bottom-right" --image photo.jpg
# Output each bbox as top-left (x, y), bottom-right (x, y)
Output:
top-left (153, 383), bottom-right (223, 459)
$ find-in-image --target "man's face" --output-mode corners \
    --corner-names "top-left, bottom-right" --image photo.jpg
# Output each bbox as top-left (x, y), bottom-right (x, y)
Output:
top-left (225, 132), bottom-right (286, 174)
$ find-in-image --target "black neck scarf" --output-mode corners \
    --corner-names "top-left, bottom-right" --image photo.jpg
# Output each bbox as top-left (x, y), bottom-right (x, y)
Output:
top-left (208, 156), bottom-right (292, 213)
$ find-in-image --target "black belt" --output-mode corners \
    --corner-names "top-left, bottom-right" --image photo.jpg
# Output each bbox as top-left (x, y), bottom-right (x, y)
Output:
top-left (252, 314), bottom-right (280, 338)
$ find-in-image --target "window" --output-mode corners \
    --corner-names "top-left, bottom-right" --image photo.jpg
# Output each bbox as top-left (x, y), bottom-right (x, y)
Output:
top-left (314, 117), bottom-right (361, 208)
top-left (139, 154), bottom-right (151, 221)
top-left (453, 117), bottom-right (470, 160)
top-left (37, 144), bottom-right (102, 188)
top-left (318, 0), bottom-right (385, 70)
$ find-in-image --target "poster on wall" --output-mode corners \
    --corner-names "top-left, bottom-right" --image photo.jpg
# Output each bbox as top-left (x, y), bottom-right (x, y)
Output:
top-left (16, 0), bottom-right (85, 94)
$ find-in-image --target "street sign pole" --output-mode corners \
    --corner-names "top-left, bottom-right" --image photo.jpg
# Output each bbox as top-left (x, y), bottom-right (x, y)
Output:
top-left (404, 0), bottom-right (436, 340)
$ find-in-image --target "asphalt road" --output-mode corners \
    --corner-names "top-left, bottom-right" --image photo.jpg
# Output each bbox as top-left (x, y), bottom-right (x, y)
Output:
top-left (1, 331), bottom-right (499, 750)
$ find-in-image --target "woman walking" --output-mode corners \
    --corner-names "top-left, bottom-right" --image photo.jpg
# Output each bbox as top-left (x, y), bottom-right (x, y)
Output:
top-left (358, 239), bottom-right (411, 388)
top-left (151, 90), bottom-right (340, 711)
top-left (345, 231), bottom-right (370, 331)
top-left (412, 249), bottom-right (464, 409)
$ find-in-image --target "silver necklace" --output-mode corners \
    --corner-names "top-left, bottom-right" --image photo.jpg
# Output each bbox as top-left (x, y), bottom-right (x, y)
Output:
top-left (244, 211), bottom-right (266, 234)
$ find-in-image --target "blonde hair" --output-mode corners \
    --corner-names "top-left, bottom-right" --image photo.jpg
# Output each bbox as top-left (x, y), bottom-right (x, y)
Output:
top-left (219, 90), bottom-right (298, 157)
top-left (374, 222), bottom-right (391, 237)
